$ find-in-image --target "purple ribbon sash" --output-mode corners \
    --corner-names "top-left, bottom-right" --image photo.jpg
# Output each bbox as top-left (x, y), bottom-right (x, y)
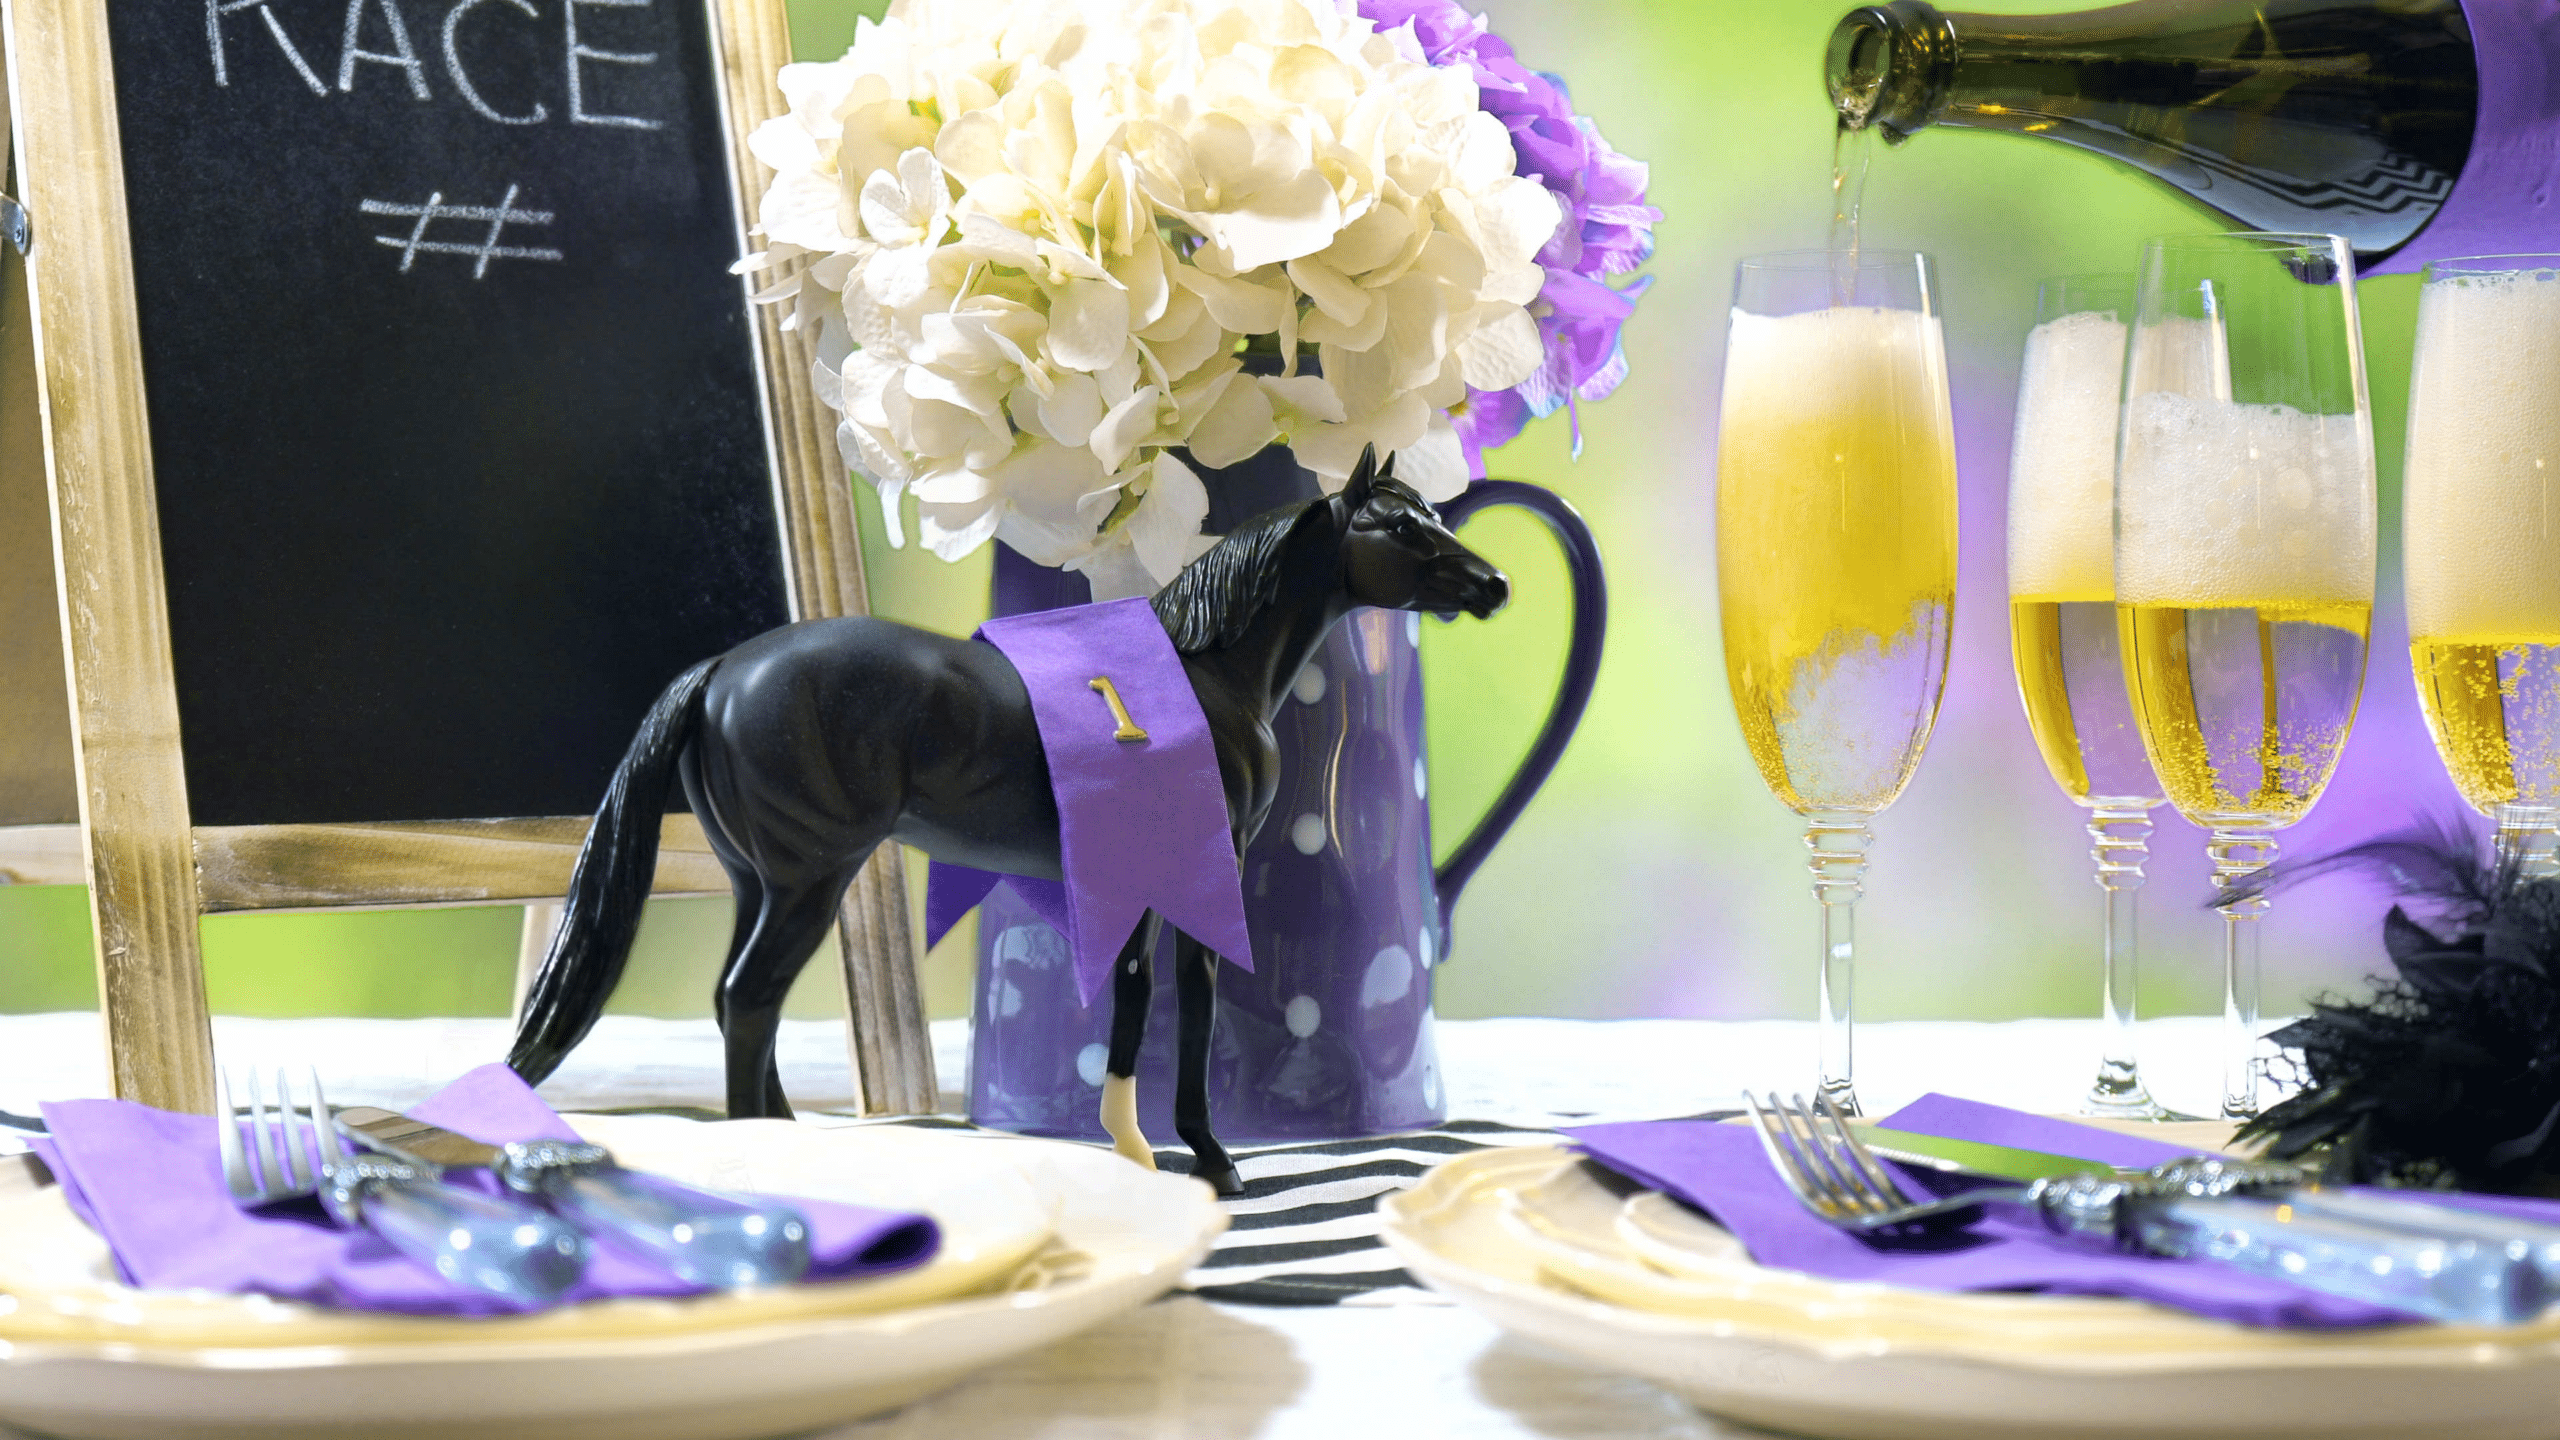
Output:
top-left (924, 597), bottom-right (1253, 1007)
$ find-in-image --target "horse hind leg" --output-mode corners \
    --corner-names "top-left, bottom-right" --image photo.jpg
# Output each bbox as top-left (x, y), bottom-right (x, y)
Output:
top-left (1170, 931), bottom-right (1243, 1196)
top-left (718, 868), bottom-right (859, 1120)
top-left (681, 749), bottom-right (791, 1116)
top-left (1100, 912), bottom-right (1165, 1171)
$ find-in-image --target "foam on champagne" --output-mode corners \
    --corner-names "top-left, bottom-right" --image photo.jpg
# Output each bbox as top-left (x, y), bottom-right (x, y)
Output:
top-left (1718, 303), bottom-right (1957, 812)
top-left (2008, 310), bottom-right (2127, 601)
top-left (2403, 267), bottom-right (2560, 641)
top-left (1719, 303), bottom-right (1956, 649)
top-left (2115, 391), bottom-right (2374, 610)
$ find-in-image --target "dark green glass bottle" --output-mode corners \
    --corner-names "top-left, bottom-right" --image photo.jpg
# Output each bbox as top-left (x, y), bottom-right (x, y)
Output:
top-left (1826, 0), bottom-right (2480, 265)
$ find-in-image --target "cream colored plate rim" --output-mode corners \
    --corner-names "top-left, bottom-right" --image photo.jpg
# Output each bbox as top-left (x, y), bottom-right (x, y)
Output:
top-left (1378, 1144), bottom-right (2560, 1375)
top-left (0, 1115), bottom-right (1225, 1368)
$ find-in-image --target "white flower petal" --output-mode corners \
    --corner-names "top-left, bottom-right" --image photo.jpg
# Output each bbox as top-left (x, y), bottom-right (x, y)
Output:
top-left (1286, 255), bottom-right (1370, 326)
top-left (860, 169), bottom-right (921, 245)
top-left (917, 496), bottom-right (1006, 561)
top-left (1456, 305), bottom-right (1544, 391)
top-left (910, 465), bottom-right (994, 504)
top-left (1129, 452), bottom-right (1209, 585)
top-left (1187, 371), bottom-right (1279, 468)
top-left (936, 109), bottom-right (1007, 181)
top-left (1471, 176), bottom-right (1566, 273)
top-left (1038, 371), bottom-right (1106, 448)
top-left (1396, 412), bottom-right (1471, 500)
top-left (1090, 385), bottom-right (1164, 473)
top-left (1070, 530), bottom-right (1160, 601)
top-left (1449, 111), bottom-right (1517, 192)
top-left (1209, 168), bottom-right (1345, 271)
top-left (994, 440), bottom-right (1108, 531)
top-left (1171, 263), bottom-right (1292, 335)
top-left (1263, 373), bottom-right (1347, 426)
top-left (1046, 278), bottom-right (1131, 373)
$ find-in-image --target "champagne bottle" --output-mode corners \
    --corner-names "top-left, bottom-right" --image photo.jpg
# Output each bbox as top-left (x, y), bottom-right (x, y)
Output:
top-left (1825, 0), bottom-right (2556, 273)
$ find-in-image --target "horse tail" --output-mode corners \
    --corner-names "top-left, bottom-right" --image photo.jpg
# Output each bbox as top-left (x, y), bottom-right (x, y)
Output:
top-left (508, 657), bottom-right (720, 1085)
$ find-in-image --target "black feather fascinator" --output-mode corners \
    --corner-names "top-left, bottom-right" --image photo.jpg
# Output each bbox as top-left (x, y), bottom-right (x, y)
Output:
top-left (2234, 817), bottom-right (2560, 1193)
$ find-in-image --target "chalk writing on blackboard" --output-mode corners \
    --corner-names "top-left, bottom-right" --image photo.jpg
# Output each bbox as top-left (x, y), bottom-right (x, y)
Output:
top-left (361, 186), bottom-right (564, 276)
top-left (205, 0), bottom-right (666, 129)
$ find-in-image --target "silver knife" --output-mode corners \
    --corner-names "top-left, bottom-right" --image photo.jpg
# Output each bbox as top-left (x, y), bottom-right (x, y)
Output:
top-left (1857, 1123), bottom-right (2560, 1259)
top-left (335, 1107), bottom-right (812, 1288)
top-left (1857, 1124), bottom-right (2560, 1325)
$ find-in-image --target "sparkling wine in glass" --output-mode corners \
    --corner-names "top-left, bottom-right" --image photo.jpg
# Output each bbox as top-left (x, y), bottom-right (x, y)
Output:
top-left (2401, 256), bottom-right (2560, 877)
top-left (1717, 249), bottom-right (1959, 1115)
top-left (2114, 233), bottom-right (2377, 1120)
top-left (2007, 274), bottom-right (2182, 1119)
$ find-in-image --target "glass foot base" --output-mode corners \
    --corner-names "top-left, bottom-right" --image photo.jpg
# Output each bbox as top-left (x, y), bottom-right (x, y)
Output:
top-left (2083, 1094), bottom-right (2203, 1122)
top-left (1818, 1076), bottom-right (1861, 1118)
top-left (2082, 1068), bottom-right (2198, 1122)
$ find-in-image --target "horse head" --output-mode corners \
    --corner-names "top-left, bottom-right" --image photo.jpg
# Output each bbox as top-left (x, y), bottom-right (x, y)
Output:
top-left (1331, 447), bottom-right (1509, 621)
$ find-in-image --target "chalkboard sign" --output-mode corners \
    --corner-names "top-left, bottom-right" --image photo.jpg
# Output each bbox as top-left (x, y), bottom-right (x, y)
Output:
top-left (4, 0), bottom-right (934, 1114)
top-left (109, 0), bottom-right (788, 825)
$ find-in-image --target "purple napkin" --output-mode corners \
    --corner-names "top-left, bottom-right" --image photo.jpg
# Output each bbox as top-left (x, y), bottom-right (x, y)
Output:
top-left (1568, 1094), bottom-right (2515, 1329)
top-left (31, 1063), bottom-right (939, 1315)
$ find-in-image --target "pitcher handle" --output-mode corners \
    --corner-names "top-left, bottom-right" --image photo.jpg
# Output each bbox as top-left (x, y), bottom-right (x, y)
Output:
top-left (1430, 479), bottom-right (1608, 956)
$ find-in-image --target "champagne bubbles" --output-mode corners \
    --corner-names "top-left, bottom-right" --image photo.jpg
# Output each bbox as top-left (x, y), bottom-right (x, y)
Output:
top-left (2115, 392), bottom-right (2375, 610)
top-left (2403, 267), bottom-right (2560, 643)
top-left (2009, 310), bottom-right (2130, 601)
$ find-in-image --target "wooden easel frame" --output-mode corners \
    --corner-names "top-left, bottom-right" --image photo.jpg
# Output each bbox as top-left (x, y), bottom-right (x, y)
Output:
top-left (0, 0), bottom-right (934, 1114)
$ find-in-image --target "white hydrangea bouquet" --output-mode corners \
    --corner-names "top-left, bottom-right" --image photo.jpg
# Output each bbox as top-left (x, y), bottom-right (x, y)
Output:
top-left (741, 0), bottom-right (1652, 598)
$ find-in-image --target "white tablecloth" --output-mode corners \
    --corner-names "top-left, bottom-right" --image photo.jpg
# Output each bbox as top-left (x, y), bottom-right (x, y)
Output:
top-left (0, 1011), bottom-right (2252, 1438)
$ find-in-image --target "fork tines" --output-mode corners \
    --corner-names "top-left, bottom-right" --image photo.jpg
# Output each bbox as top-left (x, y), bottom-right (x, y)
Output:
top-left (217, 1065), bottom-right (338, 1206)
top-left (1744, 1090), bottom-right (1920, 1224)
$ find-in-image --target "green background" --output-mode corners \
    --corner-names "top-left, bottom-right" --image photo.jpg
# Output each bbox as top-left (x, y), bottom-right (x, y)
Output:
top-left (0, 0), bottom-right (2444, 1037)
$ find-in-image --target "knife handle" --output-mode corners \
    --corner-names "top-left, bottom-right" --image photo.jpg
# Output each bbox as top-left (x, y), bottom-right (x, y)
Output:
top-left (2130, 1192), bottom-right (2548, 1326)
top-left (2278, 1189), bottom-right (2560, 1282)
top-left (323, 1154), bottom-right (590, 1303)
top-left (532, 1166), bottom-right (812, 1288)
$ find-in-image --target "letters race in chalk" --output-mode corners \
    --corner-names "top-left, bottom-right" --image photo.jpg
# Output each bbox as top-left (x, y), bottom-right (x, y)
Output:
top-left (205, 0), bottom-right (665, 130)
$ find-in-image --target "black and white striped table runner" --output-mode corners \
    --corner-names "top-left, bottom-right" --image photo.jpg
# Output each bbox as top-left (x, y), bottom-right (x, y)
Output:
top-left (1171, 1120), bottom-right (1559, 1305)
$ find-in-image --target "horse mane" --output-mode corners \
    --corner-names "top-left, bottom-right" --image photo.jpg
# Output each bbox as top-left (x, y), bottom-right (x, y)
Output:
top-left (1150, 497), bottom-right (1323, 654)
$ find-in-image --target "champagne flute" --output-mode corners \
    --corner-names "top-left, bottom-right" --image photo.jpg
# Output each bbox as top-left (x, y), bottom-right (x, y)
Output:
top-left (2007, 274), bottom-right (2182, 1119)
top-left (2401, 256), bottom-right (2560, 877)
top-left (1716, 249), bottom-right (1959, 1115)
top-left (2114, 233), bottom-right (2377, 1120)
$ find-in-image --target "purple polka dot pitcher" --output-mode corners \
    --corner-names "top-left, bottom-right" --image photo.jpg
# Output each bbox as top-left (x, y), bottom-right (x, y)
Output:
top-left (962, 443), bottom-right (1606, 1142)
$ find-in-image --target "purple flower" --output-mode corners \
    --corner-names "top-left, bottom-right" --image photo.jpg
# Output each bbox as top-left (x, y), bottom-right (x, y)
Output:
top-left (1361, 0), bottom-right (1659, 475)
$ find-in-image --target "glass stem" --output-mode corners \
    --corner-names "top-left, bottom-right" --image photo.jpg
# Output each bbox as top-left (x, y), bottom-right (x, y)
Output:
top-left (2085, 804), bottom-right (2157, 1117)
top-left (2495, 803), bottom-right (2559, 882)
top-left (1806, 810), bottom-right (1872, 1116)
top-left (2208, 828), bottom-right (2279, 1119)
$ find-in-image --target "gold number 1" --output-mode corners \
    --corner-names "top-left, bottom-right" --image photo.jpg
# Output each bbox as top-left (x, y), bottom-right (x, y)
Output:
top-left (1089, 677), bottom-right (1149, 743)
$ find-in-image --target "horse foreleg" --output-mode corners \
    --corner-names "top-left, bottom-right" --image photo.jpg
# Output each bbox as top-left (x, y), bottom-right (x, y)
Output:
top-left (1170, 930), bottom-right (1242, 1196)
top-left (1101, 912), bottom-right (1164, 1171)
top-left (718, 871), bottom-right (855, 1120)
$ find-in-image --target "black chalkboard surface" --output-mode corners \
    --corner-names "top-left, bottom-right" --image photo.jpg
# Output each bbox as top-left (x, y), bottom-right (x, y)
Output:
top-left (103, 0), bottom-right (789, 826)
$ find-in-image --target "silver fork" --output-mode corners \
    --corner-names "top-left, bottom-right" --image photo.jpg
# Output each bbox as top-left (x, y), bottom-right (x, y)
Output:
top-left (217, 1065), bottom-right (590, 1303)
top-left (215, 1066), bottom-right (323, 1207)
top-left (1742, 1090), bottom-right (1985, 1231)
top-left (1739, 1089), bottom-right (2549, 1325)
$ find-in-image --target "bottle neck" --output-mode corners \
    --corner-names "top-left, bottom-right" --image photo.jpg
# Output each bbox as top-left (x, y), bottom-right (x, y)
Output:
top-left (1827, 1), bottom-right (1959, 140)
top-left (1824, 0), bottom-right (2478, 261)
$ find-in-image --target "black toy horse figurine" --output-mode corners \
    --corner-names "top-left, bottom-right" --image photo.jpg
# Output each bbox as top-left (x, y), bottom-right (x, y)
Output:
top-left (507, 448), bottom-right (1508, 1194)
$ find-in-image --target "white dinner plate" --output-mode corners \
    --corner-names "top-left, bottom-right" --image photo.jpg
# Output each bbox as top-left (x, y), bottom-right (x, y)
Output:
top-left (1377, 1144), bottom-right (2560, 1440)
top-left (0, 1115), bottom-right (1225, 1440)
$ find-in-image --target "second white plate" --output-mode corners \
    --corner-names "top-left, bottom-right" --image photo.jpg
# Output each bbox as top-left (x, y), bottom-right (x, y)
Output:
top-left (0, 1116), bottom-right (1225, 1440)
top-left (1379, 1144), bottom-right (2560, 1440)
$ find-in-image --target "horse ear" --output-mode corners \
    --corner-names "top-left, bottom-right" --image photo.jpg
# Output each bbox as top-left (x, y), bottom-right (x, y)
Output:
top-left (1341, 445), bottom-right (1379, 509)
